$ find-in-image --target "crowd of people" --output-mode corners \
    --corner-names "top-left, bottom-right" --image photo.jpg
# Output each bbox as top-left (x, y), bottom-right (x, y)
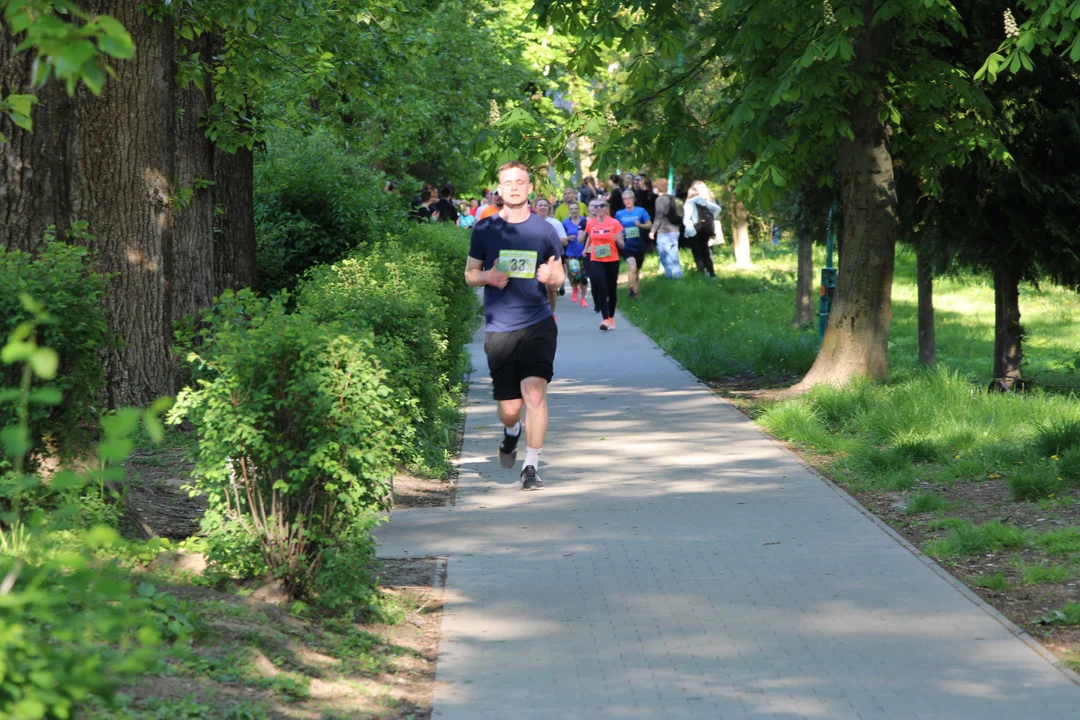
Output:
top-left (415, 172), bottom-right (726, 336)
top-left (463, 160), bottom-right (728, 490)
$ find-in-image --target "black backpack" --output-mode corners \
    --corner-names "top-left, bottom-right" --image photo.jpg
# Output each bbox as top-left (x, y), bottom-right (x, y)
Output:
top-left (694, 206), bottom-right (715, 238)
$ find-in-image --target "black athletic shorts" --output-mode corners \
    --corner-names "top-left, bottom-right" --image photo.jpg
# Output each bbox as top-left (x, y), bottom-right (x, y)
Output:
top-left (484, 316), bottom-right (558, 401)
top-left (626, 249), bottom-right (645, 268)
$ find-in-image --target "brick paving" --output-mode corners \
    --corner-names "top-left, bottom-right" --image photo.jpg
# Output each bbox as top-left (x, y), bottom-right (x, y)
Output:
top-left (376, 299), bottom-right (1080, 719)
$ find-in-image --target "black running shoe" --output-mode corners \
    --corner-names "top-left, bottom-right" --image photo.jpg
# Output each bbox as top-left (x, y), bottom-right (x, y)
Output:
top-left (521, 465), bottom-right (544, 490)
top-left (558, 286), bottom-right (566, 296)
top-left (499, 428), bottom-right (520, 469)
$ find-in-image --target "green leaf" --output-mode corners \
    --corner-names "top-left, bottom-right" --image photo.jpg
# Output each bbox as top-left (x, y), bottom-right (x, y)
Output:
top-left (28, 388), bottom-right (63, 405)
top-left (30, 347), bottom-right (59, 380)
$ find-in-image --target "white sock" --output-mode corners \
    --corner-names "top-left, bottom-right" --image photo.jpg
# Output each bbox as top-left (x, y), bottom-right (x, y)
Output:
top-left (523, 446), bottom-right (542, 469)
top-left (505, 421), bottom-right (521, 437)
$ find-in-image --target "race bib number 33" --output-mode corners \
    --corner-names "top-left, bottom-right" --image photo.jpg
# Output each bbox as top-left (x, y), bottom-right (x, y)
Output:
top-left (497, 250), bottom-right (538, 279)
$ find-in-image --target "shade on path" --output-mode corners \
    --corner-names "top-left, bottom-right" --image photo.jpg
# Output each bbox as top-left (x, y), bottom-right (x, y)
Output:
top-left (376, 298), bottom-right (1080, 719)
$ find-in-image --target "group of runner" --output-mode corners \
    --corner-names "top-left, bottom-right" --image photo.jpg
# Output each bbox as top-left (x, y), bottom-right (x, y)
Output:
top-left (465, 161), bottom-right (725, 491)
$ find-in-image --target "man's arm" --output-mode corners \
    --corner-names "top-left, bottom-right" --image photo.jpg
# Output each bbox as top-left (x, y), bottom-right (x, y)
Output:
top-left (465, 256), bottom-right (508, 289)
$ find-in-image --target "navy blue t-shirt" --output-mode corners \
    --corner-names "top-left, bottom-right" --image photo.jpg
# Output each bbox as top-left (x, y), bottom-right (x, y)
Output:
top-left (469, 213), bottom-right (562, 333)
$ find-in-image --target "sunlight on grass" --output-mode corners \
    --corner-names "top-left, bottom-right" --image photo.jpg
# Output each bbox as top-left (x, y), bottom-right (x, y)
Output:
top-left (624, 242), bottom-right (1080, 386)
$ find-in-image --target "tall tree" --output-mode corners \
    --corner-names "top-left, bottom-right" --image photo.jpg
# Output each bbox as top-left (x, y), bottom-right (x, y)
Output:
top-left (537, 0), bottom-right (1005, 387)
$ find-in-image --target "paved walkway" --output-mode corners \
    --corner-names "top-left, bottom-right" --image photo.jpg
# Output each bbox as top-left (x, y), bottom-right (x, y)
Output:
top-left (376, 298), bottom-right (1080, 719)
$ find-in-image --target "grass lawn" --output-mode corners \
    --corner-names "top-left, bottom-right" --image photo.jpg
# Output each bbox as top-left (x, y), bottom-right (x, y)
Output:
top-left (621, 240), bottom-right (1080, 669)
top-left (622, 242), bottom-right (1080, 386)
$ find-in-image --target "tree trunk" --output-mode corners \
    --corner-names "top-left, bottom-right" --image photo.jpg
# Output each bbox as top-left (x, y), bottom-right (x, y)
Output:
top-left (731, 198), bottom-right (753, 268)
top-left (793, 5), bottom-right (896, 390)
top-left (213, 145), bottom-right (258, 293)
top-left (992, 266), bottom-right (1023, 390)
top-left (0, 34), bottom-right (74, 251)
top-left (73, 1), bottom-right (177, 407)
top-left (915, 234), bottom-right (936, 366)
top-left (171, 32), bottom-right (217, 323)
top-left (792, 218), bottom-right (814, 328)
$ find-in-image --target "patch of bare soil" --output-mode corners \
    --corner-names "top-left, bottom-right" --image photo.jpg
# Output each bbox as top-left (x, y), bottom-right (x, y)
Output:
top-left (123, 446), bottom-right (205, 539)
top-left (106, 558), bottom-right (447, 720)
top-left (391, 472), bottom-right (456, 509)
top-left (854, 484), bottom-right (1080, 667)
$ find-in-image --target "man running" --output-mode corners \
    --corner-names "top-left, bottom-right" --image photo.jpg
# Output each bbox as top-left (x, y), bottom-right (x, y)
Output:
top-left (466, 161), bottom-right (565, 490)
top-left (615, 189), bottom-right (651, 298)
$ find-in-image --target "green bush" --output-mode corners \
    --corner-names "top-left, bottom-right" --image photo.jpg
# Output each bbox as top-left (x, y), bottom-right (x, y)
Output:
top-left (170, 290), bottom-right (398, 597)
top-left (1, 306), bottom-right (181, 719)
top-left (254, 130), bottom-right (406, 294)
top-left (0, 231), bottom-right (111, 464)
top-left (297, 224), bottom-right (477, 471)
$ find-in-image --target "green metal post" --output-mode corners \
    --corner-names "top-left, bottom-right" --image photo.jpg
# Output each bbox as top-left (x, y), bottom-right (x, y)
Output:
top-left (667, 164), bottom-right (674, 190)
top-left (818, 202), bottom-right (838, 340)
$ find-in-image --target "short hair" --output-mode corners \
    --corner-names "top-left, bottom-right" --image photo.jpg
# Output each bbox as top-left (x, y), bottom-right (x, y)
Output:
top-left (535, 198), bottom-right (550, 208)
top-left (563, 187), bottom-right (576, 194)
top-left (622, 190), bottom-right (635, 198)
top-left (440, 183), bottom-right (455, 198)
top-left (420, 190), bottom-right (433, 202)
top-left (498, 160), bottom-right (530, 177)
top-left (654, 178), bottom-right (668, 193)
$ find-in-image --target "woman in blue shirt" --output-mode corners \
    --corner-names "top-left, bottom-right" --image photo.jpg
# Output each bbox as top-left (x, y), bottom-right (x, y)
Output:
top-left (562, 200), bottom-right (589, 306)
top-left (614, 190), bottom-right (651, 298)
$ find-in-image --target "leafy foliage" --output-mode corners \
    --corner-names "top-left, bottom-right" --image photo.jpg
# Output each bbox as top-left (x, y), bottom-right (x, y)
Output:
top-left (0, 0), bottom-right (134, 140)
top-left (253, 130), bottom-right (404, 294)
top-left (170, 290), bottom-right (399, 597)
top-left (0, 299), bottom-right (181, 719)
top-left (0, 233), bottom-right (112, 466)
top-left (297, 224), bottom-right (478, 471)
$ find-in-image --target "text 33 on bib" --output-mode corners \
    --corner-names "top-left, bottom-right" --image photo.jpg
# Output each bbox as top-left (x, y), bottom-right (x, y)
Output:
top-left (497, 250), bottom-right (539, 279)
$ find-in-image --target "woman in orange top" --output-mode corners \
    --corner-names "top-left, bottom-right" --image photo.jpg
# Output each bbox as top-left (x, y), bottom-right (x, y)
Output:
top-left (581, 200), bottom-right (625, 331)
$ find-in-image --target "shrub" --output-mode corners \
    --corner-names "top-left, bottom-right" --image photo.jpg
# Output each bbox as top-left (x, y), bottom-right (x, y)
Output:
top-left (170, 291), bottom-right (398, 596)
top-left (1, 308), bottom-right (180, 719)
top-left (297, 225), bottom-right (478, 470)
top-left (254, 130), bottom-right (405, 294)
top-left (0, 231), bottom-right (111, 464)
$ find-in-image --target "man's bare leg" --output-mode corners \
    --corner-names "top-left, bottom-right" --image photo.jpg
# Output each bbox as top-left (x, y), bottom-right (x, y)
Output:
top-left (496, 398), bottom-right (524, 468)
top-left (627, 257), bottom-right (640, 294)
top-left (519, 376), bottom-right (549, 491)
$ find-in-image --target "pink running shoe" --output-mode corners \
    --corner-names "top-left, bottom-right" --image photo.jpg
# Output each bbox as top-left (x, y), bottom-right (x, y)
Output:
top-left (571, 288), bottom-right (579, 303)
top-left (580, 296), bottom-right (588, 308)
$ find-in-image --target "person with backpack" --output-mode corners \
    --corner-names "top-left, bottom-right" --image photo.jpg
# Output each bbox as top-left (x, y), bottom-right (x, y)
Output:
top-left (683, 181), bottom-right (722, 277)
top-left (649, 178), bottom-right (683, 279)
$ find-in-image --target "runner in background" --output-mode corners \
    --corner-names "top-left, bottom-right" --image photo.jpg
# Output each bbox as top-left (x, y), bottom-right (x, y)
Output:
top-left (477, 191), bottom-right (503, 221)
top-left (607, 174), bottom-right (626, 215)
top-left (465, 161), bottom-right (564, 490)
top-left (562, 200), bottom-right (589, 307)
top-left (615, 190), bottom-right (651, 298)
top-left (554, 186), bottom-right (586, 222)
top-left (583, 199), bottom-right (624, 331)
top-left (535, 198), bottom-right (568, 306)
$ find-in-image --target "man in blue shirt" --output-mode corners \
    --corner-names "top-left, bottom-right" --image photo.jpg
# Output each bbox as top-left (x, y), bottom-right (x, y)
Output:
top-left (614, 189), bottom-right (651, 298)
top-left (465, 161), bottom-right (564, 490)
